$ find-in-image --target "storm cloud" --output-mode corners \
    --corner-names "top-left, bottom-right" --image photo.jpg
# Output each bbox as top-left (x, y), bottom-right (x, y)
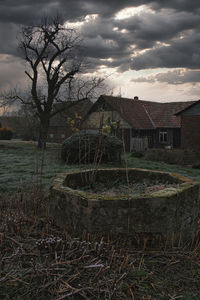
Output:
top-left (1, 0), bottom-right (200, 93)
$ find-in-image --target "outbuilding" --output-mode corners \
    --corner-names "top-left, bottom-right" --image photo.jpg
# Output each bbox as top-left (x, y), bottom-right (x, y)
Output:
top-left (176, 100), bottom-right (200, 150)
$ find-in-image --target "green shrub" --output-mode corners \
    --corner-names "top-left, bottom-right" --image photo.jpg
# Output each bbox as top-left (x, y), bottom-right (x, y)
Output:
top-left (61, 130), bottom-right (122, 164)
top-left (0, 126), bottom-right (13, 140)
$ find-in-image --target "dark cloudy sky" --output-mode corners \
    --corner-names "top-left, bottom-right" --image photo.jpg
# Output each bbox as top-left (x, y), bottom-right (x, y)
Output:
top-left (1, 0), bottom-right (200, 102)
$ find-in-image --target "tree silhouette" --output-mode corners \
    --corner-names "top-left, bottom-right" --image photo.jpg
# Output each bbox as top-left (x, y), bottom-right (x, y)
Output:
top-left (2, 16), bottom-right (106, 149)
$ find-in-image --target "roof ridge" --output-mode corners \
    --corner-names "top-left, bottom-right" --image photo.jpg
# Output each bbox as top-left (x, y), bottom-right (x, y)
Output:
top-left (142, 104), bottom-right (156, 128)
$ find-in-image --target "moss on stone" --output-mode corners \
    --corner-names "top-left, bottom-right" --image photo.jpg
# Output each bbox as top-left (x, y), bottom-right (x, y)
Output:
top-left (50, 168), bottom-right (200, 241)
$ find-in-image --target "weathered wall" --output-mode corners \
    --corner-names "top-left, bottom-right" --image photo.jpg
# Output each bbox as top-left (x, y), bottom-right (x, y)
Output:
top-left (47, 126), bottom-right (70, 143)
top-left (49, 169), bottom-right (200, 242)
top-left (82, 111), bottom-right (131, 130)
top-left (181, 115), bottom-right (200, 150)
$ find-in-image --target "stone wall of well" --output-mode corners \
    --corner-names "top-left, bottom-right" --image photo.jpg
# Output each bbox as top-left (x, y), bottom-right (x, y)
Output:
top-left (49, 169), bottom-right (200, 242)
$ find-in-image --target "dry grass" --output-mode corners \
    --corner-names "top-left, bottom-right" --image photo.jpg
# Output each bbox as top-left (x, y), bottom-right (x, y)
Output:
top-left (0, 186), bottom-right (200, 300)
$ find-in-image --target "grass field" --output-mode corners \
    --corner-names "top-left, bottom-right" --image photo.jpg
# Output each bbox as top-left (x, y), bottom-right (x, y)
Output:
top-left (0, 140), bottom-right (74, 193)
top-left (0, 139), bottom-right (200, 193)
top-left (127, 154), bottom-right (200, 183)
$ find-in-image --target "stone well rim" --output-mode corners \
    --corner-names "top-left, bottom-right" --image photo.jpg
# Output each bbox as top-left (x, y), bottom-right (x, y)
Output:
top-left (52, 168), bottom-right (198, 201)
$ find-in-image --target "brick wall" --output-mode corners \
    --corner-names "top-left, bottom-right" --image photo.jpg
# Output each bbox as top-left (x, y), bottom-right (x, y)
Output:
top-left (181, 115), bottom-right (200, 150)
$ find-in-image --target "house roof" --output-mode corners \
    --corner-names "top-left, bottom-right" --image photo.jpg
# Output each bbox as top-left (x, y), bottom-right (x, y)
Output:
top-left (100, 95), bottom-right (154, 129)
top-left (142, 100), bottom-right (196, 128)
top-left (95, 95), bottom-right (196, 129)
top-left (175, 99), bottom-right (200, 115)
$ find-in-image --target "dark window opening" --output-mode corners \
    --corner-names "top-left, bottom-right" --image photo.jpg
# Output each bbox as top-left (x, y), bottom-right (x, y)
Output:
top-left (159, 130), bottom-right (168, 143)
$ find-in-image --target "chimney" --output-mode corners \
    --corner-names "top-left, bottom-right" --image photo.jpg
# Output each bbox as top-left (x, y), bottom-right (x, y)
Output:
top-left (134, 96), bottom-right (139, 100)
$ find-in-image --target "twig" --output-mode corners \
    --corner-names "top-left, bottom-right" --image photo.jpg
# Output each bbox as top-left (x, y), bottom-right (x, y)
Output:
top-left (56, 288), bottom-right (84, 300)
top-left (8, 274), bottom-right (30, 285)
top-left (129, 287), bottom-right (135, 300)
top-left (6, 236), bottom-right (23, 248)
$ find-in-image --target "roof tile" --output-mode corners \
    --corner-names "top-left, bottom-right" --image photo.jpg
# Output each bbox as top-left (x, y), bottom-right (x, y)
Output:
top-left (100, 95), bottom-right (196, 129)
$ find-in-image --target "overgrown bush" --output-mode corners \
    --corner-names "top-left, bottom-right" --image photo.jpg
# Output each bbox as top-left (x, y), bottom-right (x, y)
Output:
top-left (0, 126), bottom-right (13, 140)
top-left (61, 130), bottom-right (122, 164)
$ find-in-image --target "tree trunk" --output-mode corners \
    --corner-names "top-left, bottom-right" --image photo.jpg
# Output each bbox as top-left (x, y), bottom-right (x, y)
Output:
top-left (37, 119), bottom-right (49, 150)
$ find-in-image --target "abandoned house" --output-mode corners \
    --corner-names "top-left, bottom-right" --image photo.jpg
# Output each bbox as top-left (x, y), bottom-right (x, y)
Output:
top-left (47, 100), bottom-right (93, 143)
top-left (176, 99), bottom-right (200, 150)
top-left (81, 95), bottom-right (196, 151)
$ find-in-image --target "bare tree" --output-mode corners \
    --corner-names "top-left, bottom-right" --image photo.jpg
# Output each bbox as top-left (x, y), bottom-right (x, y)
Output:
top-left (1, 16), bottom-right (106, 149)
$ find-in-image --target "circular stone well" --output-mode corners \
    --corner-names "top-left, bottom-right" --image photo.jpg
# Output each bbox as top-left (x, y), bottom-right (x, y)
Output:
top-left (49, 168), bottom-right (200, 241)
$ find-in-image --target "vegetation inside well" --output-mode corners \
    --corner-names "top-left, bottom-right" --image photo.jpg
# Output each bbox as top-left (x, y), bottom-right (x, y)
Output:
top-left (77, 178), bottom-right (178, 196)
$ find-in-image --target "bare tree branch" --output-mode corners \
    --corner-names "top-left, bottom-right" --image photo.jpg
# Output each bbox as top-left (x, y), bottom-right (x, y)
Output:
top-left (1, 16), bottom-right (107, 149)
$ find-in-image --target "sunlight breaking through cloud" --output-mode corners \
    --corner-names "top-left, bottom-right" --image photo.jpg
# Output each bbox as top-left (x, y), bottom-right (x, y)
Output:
top-left (114, 5), bottom-right (154, 20)
top-left (65, 14), bottom-right (99, 29)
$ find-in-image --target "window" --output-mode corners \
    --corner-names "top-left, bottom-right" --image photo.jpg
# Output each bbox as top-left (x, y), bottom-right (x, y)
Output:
top-left (61, 134), bottom-right (65, 138)
top-left (49, 133), bottom-right (54, 138)
top-left (159, 130), bottom-right (168, 143)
